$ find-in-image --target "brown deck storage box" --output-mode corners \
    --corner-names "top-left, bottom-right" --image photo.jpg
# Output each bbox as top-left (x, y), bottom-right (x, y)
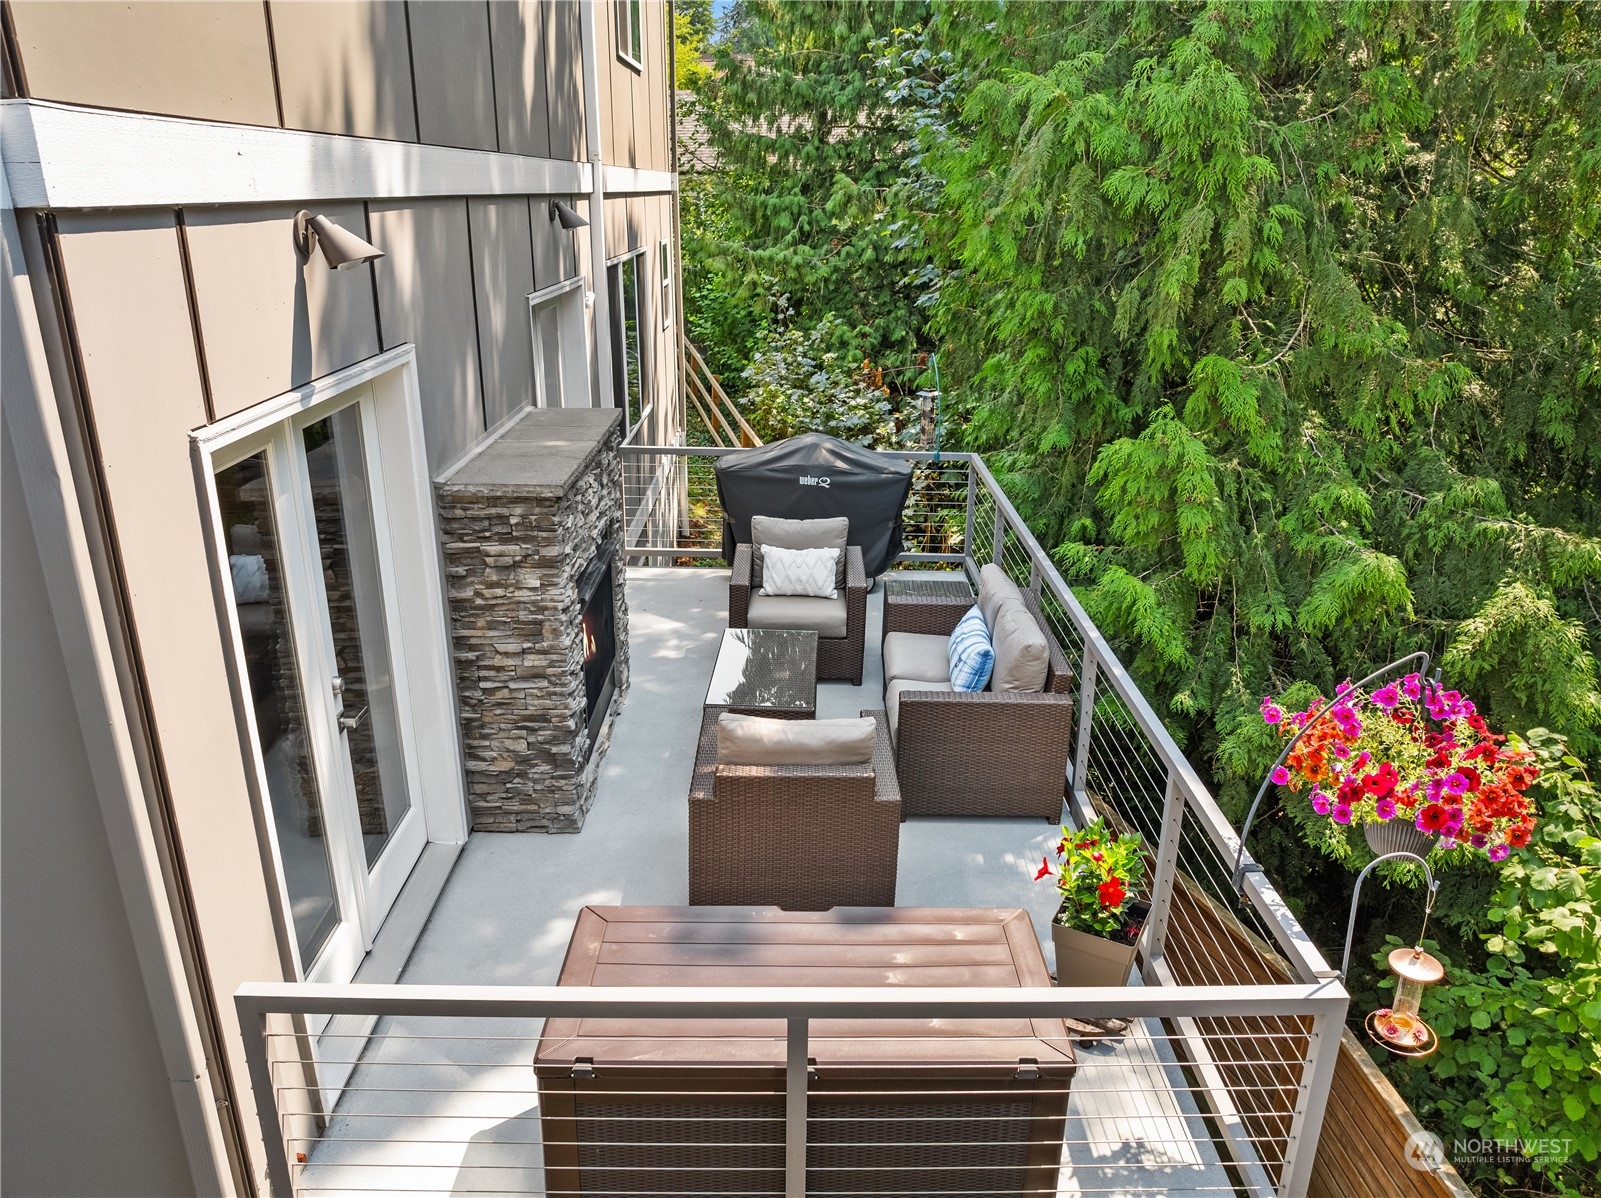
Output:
top-left (534, 906), bottom-right (1074, 1195)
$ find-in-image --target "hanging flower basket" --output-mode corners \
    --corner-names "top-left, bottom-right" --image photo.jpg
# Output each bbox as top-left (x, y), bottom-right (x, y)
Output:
top-left (1259, 672), bottom-right (1539, 862)
top-left (1363, 818), bottom-right (1436, 858)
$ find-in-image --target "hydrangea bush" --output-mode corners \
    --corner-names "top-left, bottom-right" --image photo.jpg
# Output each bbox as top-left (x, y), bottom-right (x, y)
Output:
top-left (1260, 673), bottom-right (1540, 863)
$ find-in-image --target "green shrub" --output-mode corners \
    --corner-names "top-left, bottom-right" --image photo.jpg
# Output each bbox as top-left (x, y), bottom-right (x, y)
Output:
top-left (1379, 729), bottom-right (1601, 1197)
top-left (740, 315), bottom-right (909, 448)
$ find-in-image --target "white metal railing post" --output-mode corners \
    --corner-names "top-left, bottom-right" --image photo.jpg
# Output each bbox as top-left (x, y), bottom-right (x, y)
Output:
top-left (1279, 1005), bottom-right (1347, 1196)
top-left (1138, 770), bottom-right (1187, 975)
top-left (785, 1016), bottom-right (809, 1198)
top-left (964, 462), bottom-right (978, 577)
top-left (233, 998), bottom-right (295, 1197)
top-left (1069, 648), bottom-right (1098, 827)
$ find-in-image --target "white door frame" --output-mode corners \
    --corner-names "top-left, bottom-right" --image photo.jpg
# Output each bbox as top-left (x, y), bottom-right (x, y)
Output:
top-left (193, 345), bottom-right (468, 985)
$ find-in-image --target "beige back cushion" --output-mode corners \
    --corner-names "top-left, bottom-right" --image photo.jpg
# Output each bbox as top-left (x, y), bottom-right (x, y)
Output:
top-left (989, 599), bottom-right (1050, 693)
top-left (977, 562), bottom-right (1026, 630)
top-left (752, 515), bottom-right (849, 589)
top-left (977, 563), bottom-right (1050, 691)
top-left (717, 713), bottom-right (876, 765)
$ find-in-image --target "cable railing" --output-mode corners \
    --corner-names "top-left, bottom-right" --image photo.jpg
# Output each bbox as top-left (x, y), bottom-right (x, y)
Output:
top-left (237, 982), bottom-right (1345, 1198)
top-left (236, 443), bottom-right (1349, 1197)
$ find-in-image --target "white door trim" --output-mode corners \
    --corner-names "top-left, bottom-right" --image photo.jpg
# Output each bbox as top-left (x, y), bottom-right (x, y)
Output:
top-left (192, 347), bottom-right (469, 985)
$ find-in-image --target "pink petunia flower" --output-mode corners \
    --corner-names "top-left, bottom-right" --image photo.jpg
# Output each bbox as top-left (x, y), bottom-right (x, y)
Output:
top-left (1331, 804), bottom-right (1352, 825)
top-left (1374, 797), bottom-right (1397, 820)
top-left (1372, 684), bottom-right (1401, 709)
top-left (1271, 766), bottom-right (1291, 786)
top-left (1488, 844), bottom-right (1510, 863)
top-left (1311, 793), bottom-right (1332, 815)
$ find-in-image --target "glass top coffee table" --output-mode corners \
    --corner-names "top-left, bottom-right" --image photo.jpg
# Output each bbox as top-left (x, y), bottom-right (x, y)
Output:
top-left (704, 628), bottom-right (818, 718)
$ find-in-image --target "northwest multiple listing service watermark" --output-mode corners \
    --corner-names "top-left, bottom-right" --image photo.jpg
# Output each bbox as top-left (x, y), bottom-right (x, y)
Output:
top-left (1406, 1129), bottom-right (1575, 1173)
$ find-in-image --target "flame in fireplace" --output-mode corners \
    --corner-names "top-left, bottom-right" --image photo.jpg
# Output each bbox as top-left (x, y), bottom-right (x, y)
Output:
top-left (582, 614), bottom-right (597, 663)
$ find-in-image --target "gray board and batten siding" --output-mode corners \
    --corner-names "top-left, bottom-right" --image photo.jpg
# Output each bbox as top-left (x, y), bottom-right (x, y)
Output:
top-left (0, 0), bottom-right (665, 168)
top-left (2, 2), bottom-right (681, 1193)
top-left (2, 374), bottom-right (199, 1196)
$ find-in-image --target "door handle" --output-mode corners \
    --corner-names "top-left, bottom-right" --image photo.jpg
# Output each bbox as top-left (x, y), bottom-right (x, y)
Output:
top-left (338, 705), bottom-right (369, 733)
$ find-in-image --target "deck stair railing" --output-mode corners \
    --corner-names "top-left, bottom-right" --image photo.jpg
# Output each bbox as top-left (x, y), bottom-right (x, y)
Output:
top-left (684, 338), bottom-right (761, 447)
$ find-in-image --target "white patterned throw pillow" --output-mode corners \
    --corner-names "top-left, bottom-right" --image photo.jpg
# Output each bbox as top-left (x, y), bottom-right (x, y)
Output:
top-left (758, 545), bottom-right (840, 599)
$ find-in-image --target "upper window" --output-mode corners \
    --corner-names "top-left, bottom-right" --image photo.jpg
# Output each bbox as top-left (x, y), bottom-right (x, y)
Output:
top-left (616, 0), bottom-right (643, 70)
top-left (659, 239), bottom-right (672, 330)
top-left (608, 251), bottom-right (647, 431)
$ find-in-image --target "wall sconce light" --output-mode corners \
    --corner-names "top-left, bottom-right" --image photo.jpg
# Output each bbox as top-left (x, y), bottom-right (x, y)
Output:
top-left (294, 211), bottom-right (385, 270)
top-left (1337, 850), bottom-right (1446, 1057)
top-left (550, 199), bottom-right (589, 230)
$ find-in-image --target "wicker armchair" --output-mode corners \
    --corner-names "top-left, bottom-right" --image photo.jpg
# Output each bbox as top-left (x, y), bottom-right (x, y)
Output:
top-left (730, 543), bottom-right (868, 685)
top-left (883, 587), bottom-right (1074, 819)
top-left (689, 708), bottom-right (900, 910)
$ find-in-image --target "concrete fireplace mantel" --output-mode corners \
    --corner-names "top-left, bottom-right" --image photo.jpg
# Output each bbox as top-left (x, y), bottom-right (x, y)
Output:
top-left (436, 407), bottom-right (629, 832)
top-left (444, 407), bottom-right (623, 497)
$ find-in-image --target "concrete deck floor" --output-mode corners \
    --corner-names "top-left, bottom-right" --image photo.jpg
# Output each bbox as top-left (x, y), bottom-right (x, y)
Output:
top-left (299, 568), bottom-right (1232, 1197)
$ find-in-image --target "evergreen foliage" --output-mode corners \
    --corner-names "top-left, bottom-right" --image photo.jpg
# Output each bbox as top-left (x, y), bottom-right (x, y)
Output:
top-left (1388, 730), bottom-right (1601, 1194)
top-left (689, 0), bottom-right (933, 372)
top-left (923, 1), bottom-right (1601, 781)
top-left (682, 4), bottom-right (1601, 1190)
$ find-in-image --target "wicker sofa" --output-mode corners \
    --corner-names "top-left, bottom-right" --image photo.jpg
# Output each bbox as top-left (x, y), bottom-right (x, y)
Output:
top-left (729, 541), bottom-right (868, 685)
top-left (688, 708), bottom-right (900, 910)
top-left (881, 569), bottom-right (1075, 819)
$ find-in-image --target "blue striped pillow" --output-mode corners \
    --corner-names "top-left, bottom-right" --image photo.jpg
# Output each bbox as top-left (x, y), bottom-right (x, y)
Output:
top-left (947, 605), bottom-right (995, 692)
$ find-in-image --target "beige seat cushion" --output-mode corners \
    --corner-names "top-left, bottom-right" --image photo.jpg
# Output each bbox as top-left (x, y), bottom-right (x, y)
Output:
top-left (882, 632), bottom-right (952, 686)
top-left (747, 592), bottom-right (849, 639)
top-left (989, 599), bottom-right (1049, 693)
top-left (717, 713), bottom-right (876, 765)
top-left (752, 515), bottom-right (849, 590)
top-left (885, 678), bottom-right (953, 741)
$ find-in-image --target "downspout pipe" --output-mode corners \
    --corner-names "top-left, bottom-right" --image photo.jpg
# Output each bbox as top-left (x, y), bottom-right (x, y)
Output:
top-left (668, 0), bottom-right (687, 446)
top-left (579, 0), bottom-right (615, 407)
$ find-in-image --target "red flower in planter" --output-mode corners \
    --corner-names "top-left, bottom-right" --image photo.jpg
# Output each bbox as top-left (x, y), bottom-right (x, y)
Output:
top-left (1098, 876), bottom-right (1126, 909)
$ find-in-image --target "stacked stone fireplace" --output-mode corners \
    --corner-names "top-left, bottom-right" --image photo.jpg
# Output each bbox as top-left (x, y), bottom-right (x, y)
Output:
top-left (437, 408), bottom-right (629, 831)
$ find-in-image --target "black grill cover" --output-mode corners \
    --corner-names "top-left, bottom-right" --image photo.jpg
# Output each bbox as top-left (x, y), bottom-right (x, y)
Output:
top-left (716, 433), bottom-right (915, 579)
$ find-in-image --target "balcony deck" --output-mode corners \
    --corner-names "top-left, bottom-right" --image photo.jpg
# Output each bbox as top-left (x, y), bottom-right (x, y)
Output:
top-left (298, 567), bottom-right (1232, 1196)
